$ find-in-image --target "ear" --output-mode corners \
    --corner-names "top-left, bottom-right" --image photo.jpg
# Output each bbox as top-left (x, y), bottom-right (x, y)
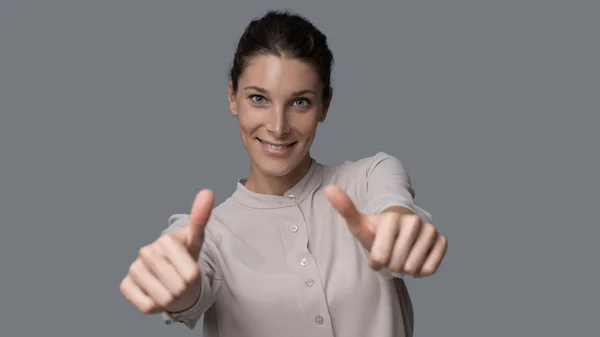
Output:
top-left (228, 80), bottom-right (238, 116)
top-left (319, 87), bottom-right (333, 122)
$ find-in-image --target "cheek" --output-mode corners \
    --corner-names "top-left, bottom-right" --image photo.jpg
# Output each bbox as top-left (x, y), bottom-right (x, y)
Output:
top-left (237, 109), bottom-right (263, 134)
top-left (296, 118), bottom-right (320, 138)
top-left (238, 119), bottom-right (254, 135)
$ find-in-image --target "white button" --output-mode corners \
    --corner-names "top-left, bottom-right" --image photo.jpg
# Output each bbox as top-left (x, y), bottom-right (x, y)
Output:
top-left (288, 194), bottom-right (296, 201)
top-left (315, 315), bottom-right (324, 325)
top-left (305, 279), bottom-right (314, 287)
top-left (289, 224), bottom-right (298, 232)
top-left (300, 258), bottom-right (308, 266)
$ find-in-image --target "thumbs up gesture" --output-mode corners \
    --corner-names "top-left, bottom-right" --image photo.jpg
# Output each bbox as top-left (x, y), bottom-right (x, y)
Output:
top-left (325, 185), bottom-right (447, 278)
top-left (120, 189), bottom-right (215, 314)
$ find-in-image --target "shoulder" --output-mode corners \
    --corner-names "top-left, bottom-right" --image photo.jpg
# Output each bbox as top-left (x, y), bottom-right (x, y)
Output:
top-left (322, 151), bottom-right (403, 181)
top-left (162, 196), bottom-right (239, 242)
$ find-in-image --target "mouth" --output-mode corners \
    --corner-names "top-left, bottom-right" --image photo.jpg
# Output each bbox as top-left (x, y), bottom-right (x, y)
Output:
top-left (257, 138), bottom-right (297, 155)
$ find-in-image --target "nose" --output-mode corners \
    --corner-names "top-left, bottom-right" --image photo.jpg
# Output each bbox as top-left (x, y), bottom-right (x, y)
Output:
top-left (266, 106), bottom-right (290, 138)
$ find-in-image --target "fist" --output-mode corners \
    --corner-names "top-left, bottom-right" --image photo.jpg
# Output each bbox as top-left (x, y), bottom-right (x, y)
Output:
top-left (325, 185), bottom-right (447, 278)
top-left (120, 189), bottom-right (214, 314)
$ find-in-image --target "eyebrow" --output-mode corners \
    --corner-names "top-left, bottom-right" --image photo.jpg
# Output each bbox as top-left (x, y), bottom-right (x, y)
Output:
top-left (243, 86), bottom-right (316, 96)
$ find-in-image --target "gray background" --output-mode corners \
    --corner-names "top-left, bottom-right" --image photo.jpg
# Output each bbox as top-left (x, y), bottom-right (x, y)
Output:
top-left (1, 0), bottom-right (598, 336)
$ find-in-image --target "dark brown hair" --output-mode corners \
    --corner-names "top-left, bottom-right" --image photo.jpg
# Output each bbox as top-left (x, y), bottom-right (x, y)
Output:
top-left (229, 10), bottom-right (334, 99)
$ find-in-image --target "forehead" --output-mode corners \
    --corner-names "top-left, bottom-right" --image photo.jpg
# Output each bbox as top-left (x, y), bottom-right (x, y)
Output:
top-left (239, 54), bottom-right (321, 94)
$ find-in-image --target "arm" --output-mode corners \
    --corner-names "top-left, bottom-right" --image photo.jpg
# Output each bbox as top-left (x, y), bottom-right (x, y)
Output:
top-left (361, 152), bottom-right (434, 278)
top-left (362, 152), bottom-right (433, 224)
top-left (159, 214), bottom-right (224, 330)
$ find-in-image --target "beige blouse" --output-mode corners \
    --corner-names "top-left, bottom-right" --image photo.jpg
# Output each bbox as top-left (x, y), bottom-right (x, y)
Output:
top-left (160, 152), bottom-right (433, 337)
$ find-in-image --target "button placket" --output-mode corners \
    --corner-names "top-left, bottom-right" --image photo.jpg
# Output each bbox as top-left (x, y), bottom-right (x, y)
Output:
top-left (287, 198), bottom-right (330, 332)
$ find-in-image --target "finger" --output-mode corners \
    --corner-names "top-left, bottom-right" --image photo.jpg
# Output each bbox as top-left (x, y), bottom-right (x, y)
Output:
top-left (140, 239), bottom-right (193, 297)
top-left (120, 275), bottom-right (162, 314)
top-left (325, 185), bottom-right (363, 226)
top-left (157, 235), bottom-right (201, 284)
top-left (129, 257), bottom-right (174, 308)
top-left (186, 189), bottom-right (215, 252)
top-left (416, 234), bottom-right (448, 277)
top-left (325, 185), bottom-right (372, 245)
top-left (387, 215), bottom-right (421, 273)
top-left (368, 214), bottom-right (400, 270)
top-left (402, 223), bottom-right (438, 275)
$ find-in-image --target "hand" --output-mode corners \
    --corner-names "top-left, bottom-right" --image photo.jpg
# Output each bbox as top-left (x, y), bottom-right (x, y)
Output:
top-left (120, 189), bottom-right (215, 314)
top-left (325, 185), bottom-right (447, 278)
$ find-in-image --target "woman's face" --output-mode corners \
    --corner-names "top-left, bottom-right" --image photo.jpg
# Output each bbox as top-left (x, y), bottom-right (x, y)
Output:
top-left (228, 54), bottom-right (331, 180)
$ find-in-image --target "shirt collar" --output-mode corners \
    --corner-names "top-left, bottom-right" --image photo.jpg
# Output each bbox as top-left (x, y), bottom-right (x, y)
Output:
top-left (232, 158), bottom-right (323, 209)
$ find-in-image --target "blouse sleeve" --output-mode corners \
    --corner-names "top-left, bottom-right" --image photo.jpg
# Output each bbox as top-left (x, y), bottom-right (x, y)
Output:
top-left (361, 152), bottom-right (433, 224)
top-left (159, 214), bottom-right (224, 330)
top-left (356, 152), bottom-right (434, 279)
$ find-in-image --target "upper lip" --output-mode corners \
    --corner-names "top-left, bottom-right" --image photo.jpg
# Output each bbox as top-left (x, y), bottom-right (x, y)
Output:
top-left (258, 138), bottom-right (296, 146)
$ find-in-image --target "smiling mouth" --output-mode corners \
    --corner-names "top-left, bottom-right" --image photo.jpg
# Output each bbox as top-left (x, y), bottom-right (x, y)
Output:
top-left (257, 138), bottom-right (297, 150)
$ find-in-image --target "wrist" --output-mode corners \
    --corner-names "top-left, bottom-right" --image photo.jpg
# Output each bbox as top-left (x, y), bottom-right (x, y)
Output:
top-left (165, 280), bottom-right (202, 313)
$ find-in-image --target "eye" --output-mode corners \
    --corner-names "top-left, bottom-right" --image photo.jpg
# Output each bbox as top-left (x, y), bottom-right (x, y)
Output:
top-left (292, 98), bottom-right (311, 108)
top-left (249, 95), bottom-right (267, 104)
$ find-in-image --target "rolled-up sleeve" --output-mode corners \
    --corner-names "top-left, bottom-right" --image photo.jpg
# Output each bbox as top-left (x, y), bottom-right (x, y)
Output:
top-left (362, 152), bottom-right (433, 224)
top-left (358, 152), bottom-right (434, 279)
top-left (159, 214), bottom-right (224, 330)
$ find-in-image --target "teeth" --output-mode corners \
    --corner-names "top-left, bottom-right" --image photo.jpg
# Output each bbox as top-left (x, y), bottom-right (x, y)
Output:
top-left (265, 143), bottom-right (285, 150)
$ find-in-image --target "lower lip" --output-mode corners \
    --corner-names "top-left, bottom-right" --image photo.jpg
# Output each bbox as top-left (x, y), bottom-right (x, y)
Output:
top-left (259, 140), bottom-right (295, 156)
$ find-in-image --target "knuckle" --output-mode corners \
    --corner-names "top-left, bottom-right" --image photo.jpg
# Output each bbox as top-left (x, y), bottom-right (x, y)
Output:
top-left (403, 265), bottom-right (417, 275)
top-left (158, 234), bottom-right (174, 247)
top-left (403, 215), bottom-right (420, 229)
top-left (371, 254), bottom-right (386, 266)
top-left (140, 243), bottom-right (164, 261)
top-left (185, 266), bottom-right (201, 283)
top-left (421, 264), bottom-right (438, 276)
top-left (155, 235), bottom-right (168, 246)
top-left (140, 300), bottom-right (158, 314)
top-left (172, 282), bottom-right (188, 297)
top-left (421, 265), bottom-right (437, 276)
top-left (138, 245), bottom-right (151, 259)
top-left (423, 223), bottom-right (437, 237)
top-left (157, 294), bottom-right (174, 308)
top-left (128, 261), bottom-right (141, 276)
top-left (406, 214), bottom-right (420, 224)
top-left (119, 278), bottom-right (128, 294)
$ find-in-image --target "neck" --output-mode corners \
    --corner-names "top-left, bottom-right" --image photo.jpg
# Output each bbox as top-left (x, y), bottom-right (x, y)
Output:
top-left (244, 154), bottom-right (313, 196)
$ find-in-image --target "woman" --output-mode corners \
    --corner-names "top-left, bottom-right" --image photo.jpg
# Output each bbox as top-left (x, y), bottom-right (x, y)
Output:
top-left (120, 10), bottom-right (447, 337)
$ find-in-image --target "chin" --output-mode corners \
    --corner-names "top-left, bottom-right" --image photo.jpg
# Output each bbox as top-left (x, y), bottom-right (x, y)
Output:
top-left (244, 136), bottom-right (310, 178)
top-left (255, 156), bottom-right (299, 178)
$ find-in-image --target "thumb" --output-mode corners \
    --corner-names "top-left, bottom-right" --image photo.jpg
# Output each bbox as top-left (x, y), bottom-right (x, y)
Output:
top-left (185, 189), bottom-right (214, 256)
top-left (325, 185), bottom-right (374, 247)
